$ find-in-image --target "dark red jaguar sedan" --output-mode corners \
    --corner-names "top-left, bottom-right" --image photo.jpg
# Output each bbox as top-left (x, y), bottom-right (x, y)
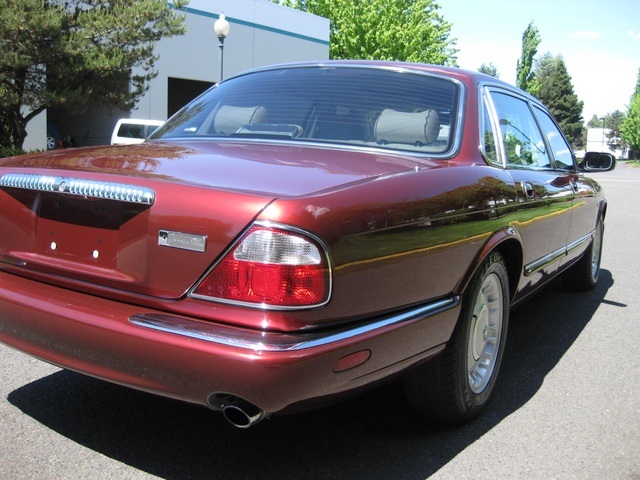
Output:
top-left (0, 61), bottom-right (614, 428)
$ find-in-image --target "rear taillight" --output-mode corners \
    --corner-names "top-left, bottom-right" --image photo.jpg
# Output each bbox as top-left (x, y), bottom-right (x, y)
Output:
top-left (191, 224), bottom-right (331, 308)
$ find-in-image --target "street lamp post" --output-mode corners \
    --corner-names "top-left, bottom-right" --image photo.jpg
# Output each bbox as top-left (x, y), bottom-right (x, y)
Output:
top-left (214, 13), bottom-right (230, 83)
top-left (600, 117), bottom-right (606, 152)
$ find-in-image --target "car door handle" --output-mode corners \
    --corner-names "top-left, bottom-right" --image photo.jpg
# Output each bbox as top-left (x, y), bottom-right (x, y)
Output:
top-left (570, 180), bottom-right (579, 194)
top-left (521, 181), bottom-right (535, 199)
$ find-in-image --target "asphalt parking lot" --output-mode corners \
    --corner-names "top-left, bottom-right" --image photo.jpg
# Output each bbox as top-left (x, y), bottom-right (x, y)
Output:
top-left (1, 162), bottom-right (638, 480)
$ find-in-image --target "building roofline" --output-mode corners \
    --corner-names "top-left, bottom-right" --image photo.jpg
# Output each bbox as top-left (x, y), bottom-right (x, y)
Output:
top-left (173, 0), bottom-right (330, 46)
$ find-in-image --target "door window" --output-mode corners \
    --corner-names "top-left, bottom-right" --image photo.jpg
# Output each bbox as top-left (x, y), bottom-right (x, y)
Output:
top-left (490, 92), bottom-right (551, 169)
top-left (533, 106), bottom-right (575, 170)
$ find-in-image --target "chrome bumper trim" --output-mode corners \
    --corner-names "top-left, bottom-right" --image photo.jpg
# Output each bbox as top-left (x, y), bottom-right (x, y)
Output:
top-left (129, 297), bottom-right (459, 352)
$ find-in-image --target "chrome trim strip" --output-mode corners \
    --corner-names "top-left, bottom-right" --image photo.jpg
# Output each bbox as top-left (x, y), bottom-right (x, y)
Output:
top-left (566, 231), bottom-right (594, 253)
top-left (129, 297), bottom-right (458, 352)
top-left (0, 173), bottom-right (155, 205)
top-left (524, 230), bottom-right (594, 276)
top-left (524, 246), bottom-right (566, 276)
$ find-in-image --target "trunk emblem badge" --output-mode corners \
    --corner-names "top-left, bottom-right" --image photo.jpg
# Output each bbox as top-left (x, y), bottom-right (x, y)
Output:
top-left (158, 230), bottom-right (207, 253)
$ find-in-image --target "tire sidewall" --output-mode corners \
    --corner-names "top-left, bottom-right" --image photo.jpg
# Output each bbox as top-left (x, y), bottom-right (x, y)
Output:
top-left (589, 220), bottom-right (604, 286)
top-left (457, 252), bottom-right (509, 411)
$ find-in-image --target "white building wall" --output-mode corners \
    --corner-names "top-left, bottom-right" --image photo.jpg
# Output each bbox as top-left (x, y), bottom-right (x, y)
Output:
top-left (586, 127), bottom-right (625, 158)
top-left (586, 128), bottom-right (611, 153)
top-left (38, 0), bottom-right (329, 148)
top-left (22, 110), bottom-right (47, 151)
top-left (133, 0), bottom-right (330, 124)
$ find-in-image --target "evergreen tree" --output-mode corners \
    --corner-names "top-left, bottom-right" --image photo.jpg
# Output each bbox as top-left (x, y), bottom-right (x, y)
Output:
top-left (587, 114), bottom-right (603, 128)
top-left (516, 21), bottom-right (540, 95)
top-left (478, 63), bottom-right (499, 78)
top-left (604, 110), bottom-right (626, 152)
top-left (0, 0), bottom-right (189, 150)
top-left (535, 53), bottom-right (584, 147)
top-left (274, 0), bottom-right (458, 65)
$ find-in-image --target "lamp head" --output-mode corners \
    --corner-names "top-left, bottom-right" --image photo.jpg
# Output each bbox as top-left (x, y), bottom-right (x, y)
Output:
top-left (214, 13), bottom-right (230, 39)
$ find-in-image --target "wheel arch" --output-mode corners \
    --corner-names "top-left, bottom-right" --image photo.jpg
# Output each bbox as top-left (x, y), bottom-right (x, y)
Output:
top-left (599, 197), bottom-right (608, 223)
top-left (454, 227), bottom-right (523, 303)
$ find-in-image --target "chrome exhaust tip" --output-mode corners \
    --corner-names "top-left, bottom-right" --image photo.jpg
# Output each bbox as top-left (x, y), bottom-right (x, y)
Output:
top-left (208, 392), bottom-right (269, 428)
top-left (223, 403), bottom-right (269, 429)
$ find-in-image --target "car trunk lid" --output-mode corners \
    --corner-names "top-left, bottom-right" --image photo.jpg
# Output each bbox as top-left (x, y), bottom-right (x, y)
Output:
top-left (0, 141), bottom-right (422, 299)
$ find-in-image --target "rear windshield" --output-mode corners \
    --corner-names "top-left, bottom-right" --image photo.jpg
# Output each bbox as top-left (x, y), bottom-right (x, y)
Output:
top-left (152, 66), bottom-right (460, 154)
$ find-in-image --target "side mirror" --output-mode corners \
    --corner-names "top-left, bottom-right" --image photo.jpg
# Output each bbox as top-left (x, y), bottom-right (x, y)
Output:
top-left (580, 152), bottom-right (616, 172)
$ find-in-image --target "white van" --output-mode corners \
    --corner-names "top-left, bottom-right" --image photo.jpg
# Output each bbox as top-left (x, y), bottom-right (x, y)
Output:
top-left (110, 119), bottom-right (164, 145)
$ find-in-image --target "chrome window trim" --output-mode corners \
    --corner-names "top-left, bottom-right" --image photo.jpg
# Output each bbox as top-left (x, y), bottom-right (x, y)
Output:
top-left (129, 297), bottom-right (458, 352)
top-left (478, 85), bottom-right (505, 167)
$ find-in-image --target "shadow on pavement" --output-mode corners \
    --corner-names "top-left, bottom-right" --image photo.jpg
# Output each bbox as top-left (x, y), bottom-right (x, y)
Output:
top-left (8, 270), bottom-right (615, 480)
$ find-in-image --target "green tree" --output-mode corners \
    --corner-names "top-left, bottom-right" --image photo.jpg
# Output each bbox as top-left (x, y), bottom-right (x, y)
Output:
top-left (274, 0), bottom-right (458, 65)
top-left (535, 53), bottom-right (584, 147)
top-left (0, 0), bottom-right (189, 150)
top-left (478, 62), bottom-right (499, 78)
top-left (604, 110), bottom-right (626, 152)
top-left (516, 21), bottom-right (540, 95)
top-left (621, 95), bottom-right (640, 158)
top-left (620, 68), bottom-right (640, 158)
top-left (587, 114), bottom-right (603, 128)
top-left (586, 111), bottom-right (627, 153)
top-left (605, 110), bottom-right (625, 134)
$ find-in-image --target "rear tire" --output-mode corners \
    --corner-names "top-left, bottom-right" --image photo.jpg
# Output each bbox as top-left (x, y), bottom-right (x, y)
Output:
top-left (404, 251), bottom-right (509, 423)
top-left (564, 218), bottom-right (603, 291)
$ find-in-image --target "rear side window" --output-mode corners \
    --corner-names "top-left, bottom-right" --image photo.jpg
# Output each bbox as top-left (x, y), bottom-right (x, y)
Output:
top-left (154, 66), bottom-right (461, 155)
top-left (533, 106), bottom-right (575, 170)
top-left (490, 91), bottom-right (551, 169)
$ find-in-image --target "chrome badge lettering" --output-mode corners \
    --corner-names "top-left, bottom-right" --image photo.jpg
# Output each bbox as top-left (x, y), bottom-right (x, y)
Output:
top-left (158, 230), bottom-right (207, 253)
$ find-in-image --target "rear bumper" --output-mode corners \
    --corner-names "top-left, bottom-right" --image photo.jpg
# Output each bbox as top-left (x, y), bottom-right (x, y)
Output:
top-left (0, 271), bottom-right (459, 414)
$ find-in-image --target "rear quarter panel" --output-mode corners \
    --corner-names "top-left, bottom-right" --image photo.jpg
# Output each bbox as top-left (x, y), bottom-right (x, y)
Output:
top-left (257, 163), bottom-right (519, 326)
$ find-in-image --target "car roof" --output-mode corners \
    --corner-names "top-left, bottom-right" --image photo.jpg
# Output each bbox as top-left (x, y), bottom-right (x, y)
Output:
top-left (232, 59), bottom-right (497, 83)
top-left (228, 60), bottom-right (539, 106)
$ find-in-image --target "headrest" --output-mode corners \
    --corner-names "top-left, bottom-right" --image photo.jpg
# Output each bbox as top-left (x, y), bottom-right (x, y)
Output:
top-left (374, 109), bottom-right (441, 146)
top-left (214, 105), bottom-right (268, 134)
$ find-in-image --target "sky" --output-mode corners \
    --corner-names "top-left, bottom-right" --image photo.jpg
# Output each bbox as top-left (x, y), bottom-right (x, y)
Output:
top-left (437, 0), bottom-right (639, 122)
